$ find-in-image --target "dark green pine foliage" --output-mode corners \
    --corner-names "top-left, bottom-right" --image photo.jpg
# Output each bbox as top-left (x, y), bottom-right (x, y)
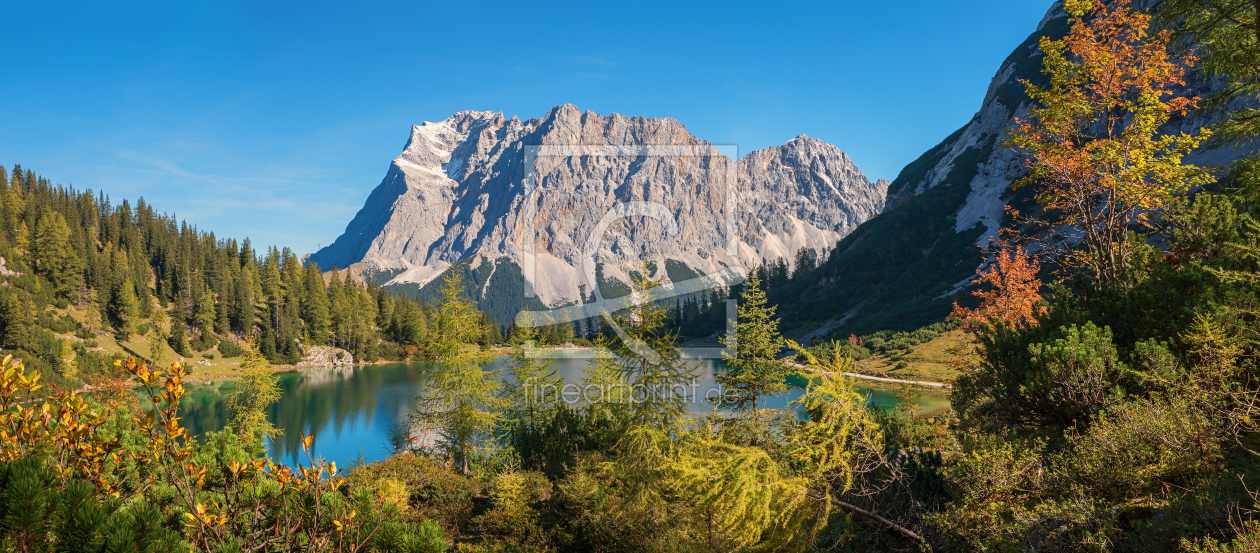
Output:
top-left (0, 457), bottom-right (180, 552)
top-left (168, 313), bottom-right (191, 357)
top-left (0, 163), bottom-right (501, 373)
top-left (31, 207), bottom-right (82, 300)
top-left (715, 271), bottom-right (790, 426)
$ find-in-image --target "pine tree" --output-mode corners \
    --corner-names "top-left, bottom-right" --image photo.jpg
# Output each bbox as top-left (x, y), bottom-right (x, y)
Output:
top-left (233, 267), bottom-right (254, 334)
top-left (111, 280), bottom-right (139, 341)
top-left (108, 249), bottom-right (140, 340)
top-left (715, 271), bottom-right (790, 430)
top-left (168, 314), bottom-right (190, 357)
top-left (0, 287), bottom-right (34, 351)
top-left (301, 263), bottom-right (330, 345)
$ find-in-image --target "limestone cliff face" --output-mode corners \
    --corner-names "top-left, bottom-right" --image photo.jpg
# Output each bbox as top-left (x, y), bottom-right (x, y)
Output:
top-left (886, 0), bottom-right (1248, 247)
top-left (308, 104), bottom-right (887, 307)
top-left (764, 0), bottom-right (1258, 338)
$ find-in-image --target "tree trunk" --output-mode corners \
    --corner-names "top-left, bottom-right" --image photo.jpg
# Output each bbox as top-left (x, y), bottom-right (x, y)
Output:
top-left (805, 492), bottom-right (929, 548)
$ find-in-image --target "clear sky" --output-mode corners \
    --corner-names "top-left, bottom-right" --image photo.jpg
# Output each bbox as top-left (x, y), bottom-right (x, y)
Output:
top-left (1, 0), bottom-right (1051, 256)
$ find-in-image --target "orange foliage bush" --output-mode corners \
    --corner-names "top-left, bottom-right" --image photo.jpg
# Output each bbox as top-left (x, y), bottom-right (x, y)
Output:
top-left (951, 243), bottom-right (1047, 331)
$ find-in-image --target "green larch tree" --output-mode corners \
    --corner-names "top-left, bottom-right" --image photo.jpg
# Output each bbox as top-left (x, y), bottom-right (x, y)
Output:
top-left (610, 264), bottom-right (699, 435)
top-left (224, 335), bottom-right (282, 442)
top-left (411, 271), bottom-right (502, 474)
top-left (500, 322), bottom-right (563, 430)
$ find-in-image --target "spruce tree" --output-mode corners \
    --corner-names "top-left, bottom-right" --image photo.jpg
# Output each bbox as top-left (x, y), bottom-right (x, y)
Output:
top-left (109, 250), bottom-right (139, 340)
top-left (233, 267), bottom-right (254, 334)
top-left (168, 314), bottom-right (190, 357)
top-left (611, 263), bottom-right (699, 434)
top-left (301, 263), bottom-right (330, 345)
top-left (715, 271), bottom-right (790, 430)
top-left (32, 208), bottom-right (81, 299)
top-left (111, 280), bottom-right (139, 341)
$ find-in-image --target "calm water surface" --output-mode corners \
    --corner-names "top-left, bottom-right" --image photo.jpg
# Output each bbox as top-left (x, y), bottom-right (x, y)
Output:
top-left (172, 356), bottom-right (951, 467)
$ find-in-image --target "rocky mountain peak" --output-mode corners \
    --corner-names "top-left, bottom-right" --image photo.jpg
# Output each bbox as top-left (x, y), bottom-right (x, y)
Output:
top-left (308, 105), bottom-right (887, 318)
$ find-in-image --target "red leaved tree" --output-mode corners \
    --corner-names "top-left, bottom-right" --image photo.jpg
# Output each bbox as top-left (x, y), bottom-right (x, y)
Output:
top-left (951, 242), bottom-right (1047, 331)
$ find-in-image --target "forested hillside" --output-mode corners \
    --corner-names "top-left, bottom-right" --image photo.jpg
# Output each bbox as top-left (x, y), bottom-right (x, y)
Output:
top-left (0, 164), bottom-right (515, 389)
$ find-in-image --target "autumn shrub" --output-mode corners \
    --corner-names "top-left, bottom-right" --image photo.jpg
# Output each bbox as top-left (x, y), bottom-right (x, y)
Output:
top-left (346, 454), bottom-right (479, 533)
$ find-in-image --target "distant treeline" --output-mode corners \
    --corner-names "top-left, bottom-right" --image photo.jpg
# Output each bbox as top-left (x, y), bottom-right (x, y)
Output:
top-left (0, 164), bottom-right (516, 376)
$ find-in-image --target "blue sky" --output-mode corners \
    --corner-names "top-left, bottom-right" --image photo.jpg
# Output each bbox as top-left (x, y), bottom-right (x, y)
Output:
top-left (1, 0), bottom-right (1051, 256)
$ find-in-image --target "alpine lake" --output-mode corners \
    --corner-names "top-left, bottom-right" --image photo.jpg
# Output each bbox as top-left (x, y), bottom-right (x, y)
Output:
top-left (166, 355), bottom-right (952, 468)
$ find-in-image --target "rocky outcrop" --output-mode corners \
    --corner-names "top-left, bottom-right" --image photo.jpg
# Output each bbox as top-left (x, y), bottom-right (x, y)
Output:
top-left (307, 105), bottom-right (887, 308)
top-left (293, 346), bottom-right (355, 369)
top-left (0, 257), bottom-right (19, 277)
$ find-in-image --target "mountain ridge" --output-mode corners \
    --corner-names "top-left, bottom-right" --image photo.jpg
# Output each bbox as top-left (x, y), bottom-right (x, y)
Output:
top-left (308, 104), bottom-right (889, 324)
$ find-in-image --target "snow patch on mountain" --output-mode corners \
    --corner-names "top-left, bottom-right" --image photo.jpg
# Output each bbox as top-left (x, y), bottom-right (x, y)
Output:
top-left (308, 106), bottom-right (888, 308)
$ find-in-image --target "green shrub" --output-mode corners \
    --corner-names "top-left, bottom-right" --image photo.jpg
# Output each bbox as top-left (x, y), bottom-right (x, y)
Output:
top-left (135, 323), bottom-right (150, 337)
top-left (369, 519), bottom-right (448, 553)
top-left (0, 457), bottom-right (181, 551)
top-left (1183, 521), bottom-right (1260, 552)
top-left (192, 329), bottom-right (218, 352)
top-left (217, 341), bottom-right (244, 358)
top-left (931, 434), bottom-right (1118, 550)
top-left (955, 322), bottom-right (1124, 432)
top-left (803, 341), bottom-right (870, 361)
top-left (894, 361), bottom-right (909, 370)
top-left (37, 312), bottom-right (77, 334)
top-left (1053, 395), bottom-right (1221, 502)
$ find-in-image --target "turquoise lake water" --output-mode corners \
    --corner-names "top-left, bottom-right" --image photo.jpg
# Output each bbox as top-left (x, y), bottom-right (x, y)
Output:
top-left (169, 357), bottom-right (951, 467)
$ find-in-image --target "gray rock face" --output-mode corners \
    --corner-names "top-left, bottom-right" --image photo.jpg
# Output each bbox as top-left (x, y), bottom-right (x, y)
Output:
top-left (307, 104), bottom-right (887, 307)
top-left (890, 0), bottom-right (1251, 248)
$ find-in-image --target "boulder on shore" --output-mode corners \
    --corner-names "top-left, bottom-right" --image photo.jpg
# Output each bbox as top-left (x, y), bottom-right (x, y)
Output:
top-left (294, 346), bottom-right (354, 369)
